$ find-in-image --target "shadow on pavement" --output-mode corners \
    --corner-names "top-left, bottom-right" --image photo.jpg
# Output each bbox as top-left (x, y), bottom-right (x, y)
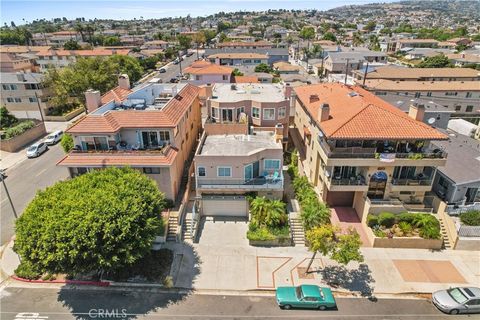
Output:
top-left (320, 264), bottom-right (375, 297)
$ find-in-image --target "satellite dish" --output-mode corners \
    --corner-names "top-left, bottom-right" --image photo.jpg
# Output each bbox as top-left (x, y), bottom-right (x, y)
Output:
top-left (427, 117), bottom-right (436, 124)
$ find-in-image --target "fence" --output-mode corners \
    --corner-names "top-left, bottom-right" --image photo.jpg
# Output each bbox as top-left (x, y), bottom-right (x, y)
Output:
top-left (446, 202), bottom-right (480, 216)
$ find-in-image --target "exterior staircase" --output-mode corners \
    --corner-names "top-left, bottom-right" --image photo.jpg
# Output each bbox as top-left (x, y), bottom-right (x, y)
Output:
top-left (182, 216), bottom-right (195, 242)
top-left (290, 216), bottom-right (306, 246)
top-left (438, 217), bottom-right (452, 249)
top-left (166, 214), bottom-right (179, 242)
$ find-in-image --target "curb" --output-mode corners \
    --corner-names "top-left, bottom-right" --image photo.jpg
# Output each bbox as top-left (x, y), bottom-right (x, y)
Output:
top-left (12, 275), bottom-right (110, 287)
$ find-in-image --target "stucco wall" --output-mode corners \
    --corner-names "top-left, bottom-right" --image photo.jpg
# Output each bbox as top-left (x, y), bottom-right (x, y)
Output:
top-left (1, 122), bottom-right (46, 152)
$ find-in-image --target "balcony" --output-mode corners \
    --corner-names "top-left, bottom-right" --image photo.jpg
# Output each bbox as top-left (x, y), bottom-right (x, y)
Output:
top-left (328, 174), bottom-right (368, 192)
top-left (391, 178), bottom-right (433, 186)
top-left (197, 176), bottom-right (284, 191)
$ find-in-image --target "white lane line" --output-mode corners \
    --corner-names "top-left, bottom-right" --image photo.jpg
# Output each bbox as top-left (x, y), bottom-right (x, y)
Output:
top-left (35, 169), bottom-right (47, 177)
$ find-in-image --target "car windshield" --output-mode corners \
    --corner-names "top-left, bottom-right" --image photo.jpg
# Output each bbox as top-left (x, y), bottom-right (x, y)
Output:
top-left (448, 288), bottom-right (468, 304)
top-left (28, 145), bottom-right (37, 151)
top-left (46, 135), bottom-right (54, 139)
top-left (295, 286), bottom-right (303, 300)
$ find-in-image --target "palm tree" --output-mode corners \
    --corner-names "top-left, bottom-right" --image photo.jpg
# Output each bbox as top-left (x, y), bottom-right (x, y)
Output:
top-left (250, 197), bottom-right (286, 228)
top-left (352, 32), bottom-right (364, 47)
top-left (250, 196), bottom-right (270, 227)
top-left (192, 32), bottom-right (206, 60)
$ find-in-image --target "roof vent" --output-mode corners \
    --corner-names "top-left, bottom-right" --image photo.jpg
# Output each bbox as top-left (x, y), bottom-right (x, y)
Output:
top-left (231, 84), bottom-right (237, 90)
top-left (309, 94), bottom-right (320, 103)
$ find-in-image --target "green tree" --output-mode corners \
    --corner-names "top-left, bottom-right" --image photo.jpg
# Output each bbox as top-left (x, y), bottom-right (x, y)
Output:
top-left (177, 34), bottom-right (192, 51)
top-left (218, 32), bottom-right (230, 43)
top-left (103, 36), bottom-right (121, 46)
top-left (352, 32), bottom-right (364, 46)
top-left (363, 21), bottom-right (376, 32)
top-left (418, 54), bottom-right (453, 68)
top-left (217, 21), bottom-right (231, 33)
top-left (63, 39), bottom-right (81, 50)
top-left (305, 224), bottom-right (363, 273)
top-left (250, 196), bottom-right (286, 228)
top-left (14, 167), bottom-right (165, 276)
top-left (0, 106), bottom-right (18, 129)
top-left (322, 32), bottom-right (337, 42)
top-left (192, 32), bottom-right (206, 59)
top-left (232, 68), bottom-right (244, 76)
top-left (299, 26), bottom-right (315, 59)
top-left (60, 133), bottom-right (74, 153)
top-left (368, 35), bottom-right (380, 51)
top-left (254, 63), bottom-right (272, 73)
top-left (201, 29), bottom-right (217, 45)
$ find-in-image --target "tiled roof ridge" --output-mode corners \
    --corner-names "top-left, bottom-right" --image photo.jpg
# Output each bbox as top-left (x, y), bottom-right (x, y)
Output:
top-left (327, 102), bottom-right (371, 138)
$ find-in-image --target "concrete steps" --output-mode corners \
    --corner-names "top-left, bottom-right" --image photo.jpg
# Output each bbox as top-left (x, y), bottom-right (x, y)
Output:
top-left (290, 217), bottom-right (306, 246)
top-left (182, 218), bottom-right (194, 242)
top-left (166, 215), bottom-right (178, 242)
top-left (438, 217), bottom-right (452, 250)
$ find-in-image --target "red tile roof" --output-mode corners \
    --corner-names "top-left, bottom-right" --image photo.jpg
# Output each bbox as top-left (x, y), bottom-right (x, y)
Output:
top-left (217, 41), bottom-right (272, 48)
top-left (184, 63), bottom-right (233, 75)
top-left (101, 86), bottom-right (132, 104)
top-left (294, 83), bottom-right (448, 140)
top-left (67, 84), bottom-right (200, 134)
top-left (36, 49), bottom-right (130, 57)
top-left (57, 147), bottom-right (178, 167)
top-left (233, 76), bottom-right (259, 83)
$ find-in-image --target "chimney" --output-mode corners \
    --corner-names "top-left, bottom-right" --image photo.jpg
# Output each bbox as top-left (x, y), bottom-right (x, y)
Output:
top-left (318, 103), bottom-right (330, 122)
top-left (16, 72), bottom-right (25, 82)
top-left (85, 89), bottom-right (102, 113)
top-left (284, 83), bottom-right (292, 99)
top-left (204, 83), bottom-right (213, 98)
top-left (118, 74), bottom-right (130, 90)
top-left (309, 94), bottom-right (320, 103)
top-left (408, 104), bottom-right (425, 122)
top-left (274, 123), bottom-right (284, 143)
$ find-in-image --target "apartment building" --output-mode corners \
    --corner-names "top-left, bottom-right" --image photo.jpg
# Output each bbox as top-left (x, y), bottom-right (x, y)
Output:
top-left (389, 38), bottom-right (439, 52)
top-left (35, 49), bottom-right (131, 72)
top-left (194, 129), bottom-right (284, 217)
top-left (353, 66), bottom-right (480, 82)
top-left (0, 72), bottom-right (50, 120)
top-left (321, 51), bottom-right (387, 76)
top-left (57, 82), bottom-right (201, 202)
top-left (363, 79), bottom-right (480, 117)
top-left (183, 61), bottom-right (233, 85)
top-left (216, 41), bottom-right (273, 49)
top-left (206, 83), bottom-right (291, 140)
top-left (205, 48), bottom-right (289, 65)
top-left (290, 83), bottom-right (447, 221)
top-left (208, 53), bottom-right (268, 66)
top-left (0, 52), bottom-right (36, 73)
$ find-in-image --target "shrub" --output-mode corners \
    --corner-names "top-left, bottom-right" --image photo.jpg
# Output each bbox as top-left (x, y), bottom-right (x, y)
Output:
top-left (164, 199), bottom-right (175, 209)
top-left (378, 212), bottom-right (395, 227)
top-left (2, 120), bottom-right (35, 139)
top-left (397, 212), bottom-right (416, 224)
top-left (367, 214), bottom-right (379, 227)
top-left (372, 226), bottom-right (386, 238)
top-left (398, 221), bottom-right (413, 234)
top-left (460, 210), bottom-right (480, 226)
top-left (247, 225), bottom-right (276, 241)
top-left (60, 133), bottom-right (74, 153)
top-left (419, 223), bottom-right (441, 239)
top-left (0, 106), bottom-right (18, 129)
top-left (14, 261), bottom-right (41, 280)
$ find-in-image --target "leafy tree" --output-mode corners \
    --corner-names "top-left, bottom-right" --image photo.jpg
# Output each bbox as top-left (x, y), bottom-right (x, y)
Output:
top-left (177, 34), bottom-right (192, 51)
top-left (322, 32), bottom-right (337, 42)
top-left (369, 35), bottom-right (380, 51)
top-left (363, 21), bottom-right (376, 32)
top-left (60, 133), bottom-right (74, 153)
top-left (201, 29), bottom-right (217, 45)
top-left (103, 36), bottom-right (121, 46)
top-left (217, 21), bottom-right (231, 33)
top-left (418, 54), bottom-right (453, 68)
top-left (14, 167), bottom-right (165, 276)
top-left (192, 32), bottom-right (206, 59)
top-left (305, 224), bottom-right (363, 273)
top-left (218, 32), bottom-right (230, 43)
top-left (63, 39), bottom-right (80, 50)
top-left (0, 27), bottom-right (32, 45)
top-left (299, 26), bottom-right (315, 60)
top-left (254, 63), bottom-right (272, 73)
top-left (0, 107), bottom-right (18, 129)
top-left (352, 32), bottom-right (364, 46)
top-left (232, 68), bottom-right (244, 76)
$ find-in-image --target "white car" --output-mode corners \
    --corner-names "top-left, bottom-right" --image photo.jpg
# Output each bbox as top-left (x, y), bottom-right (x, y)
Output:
top-left (26, 142), bottom-right (48, 158)
top-left (44, 130), bottom-right (63, 145)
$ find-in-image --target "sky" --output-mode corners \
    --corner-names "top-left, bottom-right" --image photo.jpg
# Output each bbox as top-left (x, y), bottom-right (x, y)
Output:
top-left (1, 0), bottom-right (398, 25)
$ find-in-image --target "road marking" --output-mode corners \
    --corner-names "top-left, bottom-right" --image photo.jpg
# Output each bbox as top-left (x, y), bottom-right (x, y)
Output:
top-left (35, 169), bottom-right (47, 177)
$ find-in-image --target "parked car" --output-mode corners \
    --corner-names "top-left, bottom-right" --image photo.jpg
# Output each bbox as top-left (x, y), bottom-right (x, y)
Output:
top-left (44, 130), bottom-right (63, 145)
top-left (158, 68), bottom-right (166, 73)
top-left (169, 78), bottom-right (179, 83)
top-left (276, 285), bottom-right (337, 310)
top-left (186, 51), bottom-right (194, 57)
top-left (432, 287), bottom-right (480, 314)
top-left (173, 59), bottom-right (180, 65)
top-left (26, 142), bottom-right (48, 158)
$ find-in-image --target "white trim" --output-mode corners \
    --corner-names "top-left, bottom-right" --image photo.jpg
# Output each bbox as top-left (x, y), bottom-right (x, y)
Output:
top-left (278, 107), bottom-right (286, 119)
top-left (252, 106), bottom-right (260, 119)
top-left (217, 166), bottom-right (232, 177)
top-left (211, 106), bottom-right (219, 119)
top-left (198, 166), bottom-right (206, 177)
top-left (263, 108), bottom-right (275, 120)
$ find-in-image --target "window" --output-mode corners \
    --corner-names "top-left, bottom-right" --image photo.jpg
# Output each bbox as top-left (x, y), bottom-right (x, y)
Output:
top-left (222, 75), bottom-right (228, 81)
top-left (236, 107), bottom-right (245, 119)
top-left (455, 105), bottom-right (462, 111)
top-left (414, 92), bottom-right (421, 98)
top-left (29, 97), bottom-right (38, 103)
top-left (6, 98), bottom-right (14, 103)
top-left (198, 167), bottom-right (206, 177)
top-left (466, 92), bottom-right (472, 98)
top-left (25, 83), bottom-right (40, 90)
top-left (142, 131), bottom-right (159, 148)
top-left (211, 107), bottom-right (219, 119)
top-left (252, 107), bottom-right (260, 119)
top-left (254, 59), bottom-right (261, 63)
top-left (263, 108), bottom-right (275, 120)
top-left (264, 159), bottom-right (281, 171)
top-left (438, 176), bottom-right (449, 188)
top-left (278, 107), bottom-right (286, 119)
top-left (426, 92), bottom-right (432, 97)
top-left (445, 92), bottom-right (457, 96)
top-left (143, 167), bottom-right (160, 174)
top-left (217, 167), bottom-right (231, 177)
top-left (244, 59), bottom-right (252, 63)
top-left (14, 98), bottom-right (21, 103)
top-left (195, 75), bottom-right (200, 81)
top-left (375, 92), bottom-right (387, 96)
top-left (158, 130), bottom-right (170, 141)
top-left (2, 84), bottom-right (9, 90)
top-left (9, 84), bottom-right (17, 90)
top-left (466, 105), bottom-right (474, 112)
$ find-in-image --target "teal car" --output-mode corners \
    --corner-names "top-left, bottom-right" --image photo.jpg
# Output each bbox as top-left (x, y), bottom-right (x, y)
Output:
top-left (276, 285), bottom-right (337, 310)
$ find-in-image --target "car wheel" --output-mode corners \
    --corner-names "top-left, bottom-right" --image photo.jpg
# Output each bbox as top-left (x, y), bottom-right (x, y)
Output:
top-left (319, 305), bottom-right (327, 311)
top-left (283, 305), bottom-right (291, 310)
top-left (449, 309), bottom-right (459, 315)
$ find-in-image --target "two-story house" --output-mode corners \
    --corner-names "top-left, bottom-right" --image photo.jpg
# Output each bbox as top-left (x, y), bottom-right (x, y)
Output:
top-left (208, 53), bottom-right (268, 66)
top-left (183, 61), bottom-right (233, 85)
top-left (290, 83), bottom-right (448, 222)
top-left (57, 82), bottom-right (201, 202)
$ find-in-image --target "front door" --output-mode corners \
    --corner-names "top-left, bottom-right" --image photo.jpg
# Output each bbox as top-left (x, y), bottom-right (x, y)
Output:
top-left (244, 164), bottom-right (253, 181)
top-left (368, 171), bottom-right (387, 199)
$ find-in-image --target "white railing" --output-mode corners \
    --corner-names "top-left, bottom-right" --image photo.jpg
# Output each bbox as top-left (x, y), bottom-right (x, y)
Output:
top-left (446, 202), bottom-right (480, 216)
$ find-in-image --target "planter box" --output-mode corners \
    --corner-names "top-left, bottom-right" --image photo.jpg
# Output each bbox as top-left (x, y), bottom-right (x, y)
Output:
top-left (249, 237), bottom-right (293, 247)
top-left (366, 227), bottom-right (442, 249)
top-left (44, 107), bottom-right (84, 122)
top-left (0, 122), bottom-right (46, 152)
top-left (154, 235), bottom-right (166, 244)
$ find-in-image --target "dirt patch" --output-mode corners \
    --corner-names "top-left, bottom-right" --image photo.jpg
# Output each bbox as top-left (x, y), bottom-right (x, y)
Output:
top-left (297, 267), bottom-right (314, 279)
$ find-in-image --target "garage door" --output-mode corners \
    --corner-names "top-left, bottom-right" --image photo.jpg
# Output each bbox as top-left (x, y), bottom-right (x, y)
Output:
top-left (202, 195), bottom-right (248, 217)
top-left (326, 191), bottom-right (354, 207)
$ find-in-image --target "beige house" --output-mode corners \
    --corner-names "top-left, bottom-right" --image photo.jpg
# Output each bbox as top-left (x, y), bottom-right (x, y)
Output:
top-left (57, 82), bottom-right (201, 202)
top-left (290, 83), bottom-right (448, 222)
top-left (353, 66), bottom-right (480, 82)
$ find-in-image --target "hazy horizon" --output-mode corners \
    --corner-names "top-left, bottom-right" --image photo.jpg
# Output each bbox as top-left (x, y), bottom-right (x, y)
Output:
top-left (1, 0), bottom-right (399, 26)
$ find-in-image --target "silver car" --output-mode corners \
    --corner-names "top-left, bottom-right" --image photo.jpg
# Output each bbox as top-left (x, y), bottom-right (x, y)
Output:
top-left (432, 287), bottom-right (480, 314)
top-left (26, 142), bottom-right (48, 158)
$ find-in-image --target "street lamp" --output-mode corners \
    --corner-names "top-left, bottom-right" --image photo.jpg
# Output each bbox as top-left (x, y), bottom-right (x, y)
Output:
top-left (1, 174), bottom-right (18, 219)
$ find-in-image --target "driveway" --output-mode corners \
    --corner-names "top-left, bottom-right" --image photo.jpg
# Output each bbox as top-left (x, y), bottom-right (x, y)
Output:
top-left (330, 207), bottom-right (371, 247)
top-left (195, 216), bottom-right (249, 246)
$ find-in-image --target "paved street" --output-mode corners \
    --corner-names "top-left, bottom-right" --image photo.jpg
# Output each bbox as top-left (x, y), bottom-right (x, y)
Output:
top-left (0, 143), bottom-right (69, 245)
top-left (144, 52), bottom-right (200, 85)
top-left (0, 287), bottom-right (461, 320)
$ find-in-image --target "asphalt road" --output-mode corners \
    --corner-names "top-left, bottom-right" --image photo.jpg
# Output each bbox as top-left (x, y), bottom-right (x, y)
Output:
top-left (148, 52), bottom-right (200, 84)
top-left (0, 143), bottom-right (69, 245)
top-left (0, 287), bottom-right (466, 320)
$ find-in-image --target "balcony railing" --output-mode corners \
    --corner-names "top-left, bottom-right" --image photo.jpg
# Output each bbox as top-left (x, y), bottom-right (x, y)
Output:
top-left (391, 179), bottom-right (433, 186)
top-left (197, 176), bottom-right (283, 189)
top-left (331, 177), bottom-right (367, 186)
top-left (71, 144), bottom-right (172, 156)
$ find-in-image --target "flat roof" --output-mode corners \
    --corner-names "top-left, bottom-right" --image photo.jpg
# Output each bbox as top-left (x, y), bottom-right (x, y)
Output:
top-left (363, 79), bottom-right (480, 91)
top-left (199, 132), bottom-right (282, 156)
top-left (212, 83), bottom-right (286, 103)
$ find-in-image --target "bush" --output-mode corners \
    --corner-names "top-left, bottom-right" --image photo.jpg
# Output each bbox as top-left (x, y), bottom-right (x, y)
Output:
top-left (0, 106), bottom-right (18, 129)
top-left (419, 223), bottom-right (441, 239)
top-left (398, 221), bottom-right (413, 234)
top-left (367, 214), bottom-right (379, 227)
top-left (372, 226), bottom-right (386, 238)
top-left (397, 212), bottom-right (416, 224)
top-left (460, 210), bottom-right (480, 226)
top-left (378, 212), bottom-right (395, 227)
top-left (164, 199), bottom-right (175, 209)
top-left (247, 224), bottom-right (276, 241)
top-left (14, 261), bottom-right (41, 280)
top-left (2, 120), bottom-right (35, 139)
top-left (60, 133), bottom-right (74, 153)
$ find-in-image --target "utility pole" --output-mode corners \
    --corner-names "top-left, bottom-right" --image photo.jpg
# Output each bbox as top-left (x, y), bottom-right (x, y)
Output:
top-left (344, 58), bottom-right (350, 85)
top-left (34, 91), bottom-right (45, 122)
top-left (178, 50), bottom-right (183, 76)
top-left (362, 62), bottom-right (369, 87)
top-left (1, 175), bottom-right (18, 219)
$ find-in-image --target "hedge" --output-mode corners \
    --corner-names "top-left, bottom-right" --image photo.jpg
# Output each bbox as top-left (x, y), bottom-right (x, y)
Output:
top-left (460, 210), bottom-right (480, 226)
top-left (2, 120), bottom-right (35, 139)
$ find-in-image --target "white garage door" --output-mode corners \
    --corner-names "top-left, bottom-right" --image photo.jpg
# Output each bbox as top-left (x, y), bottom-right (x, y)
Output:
top-left (202, 195), bottom-right (248, 217)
